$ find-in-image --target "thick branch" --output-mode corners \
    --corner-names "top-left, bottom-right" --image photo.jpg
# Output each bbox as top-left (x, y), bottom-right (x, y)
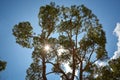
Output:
top-left (79, 61), bottom-right (83, 80)
top-left (42, 55), bottom-right (47, 80)
top-left (46, 61), bottom-right (69, 80)
top-left (71, 48), bottom-right (76, 80)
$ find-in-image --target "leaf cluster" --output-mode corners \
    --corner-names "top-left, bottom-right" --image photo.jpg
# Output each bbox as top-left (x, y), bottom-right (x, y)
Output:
top-left (0, 60), bottom-right (7, 71)
top-left (12, 22), bottom-right (33, 48)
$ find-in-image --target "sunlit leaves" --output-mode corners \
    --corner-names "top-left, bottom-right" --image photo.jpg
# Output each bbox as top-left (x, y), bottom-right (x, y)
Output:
top-left (12, 22), bottom-right (33, 48)
top-left (38, 2), bottom-right (59, 37)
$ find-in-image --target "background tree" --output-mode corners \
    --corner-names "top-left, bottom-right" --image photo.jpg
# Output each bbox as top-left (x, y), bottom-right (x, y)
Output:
top-left (109, 57), bottom-right (120, 79)
top-left (0, 60), bottom-right (6, 71)
top-left (12, 2), bottom-right (107, 80)
top-left (95, 57), bottom-right (120, 80)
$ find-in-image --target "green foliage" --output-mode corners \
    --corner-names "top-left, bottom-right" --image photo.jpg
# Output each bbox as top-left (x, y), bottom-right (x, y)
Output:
top-left (94, 57), bottom-right (120, 80)
top-left (38, 2), bottom-right (59, 38)
top-left (96, 46), bottom-right (107, 59)
top-left (0, 60), bottom-right (7, 71)
top-left (95, 66), bottom-right (113, 80)
top-left (12, 22), bottom-right (33, 48)
top-left (26, 62), bottom-right (42, 80)
top-left (12, 2), bottom-right (107, 80)
top-left (79, 37), bottom-right (94, 51)
top-left (109, 57), bottom-right (120, 79)
top-left (56, 4), bottom-right (107, 80)
top-left (58, 35), bottom-right (74, 48)
top-left (87, 25), bottom-right (107, 59)
top-left (87, 25), bottom-right (106, 46)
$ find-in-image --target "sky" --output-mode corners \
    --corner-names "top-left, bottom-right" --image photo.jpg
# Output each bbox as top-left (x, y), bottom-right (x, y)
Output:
top-left (0, 0), bottom-right (120, 80)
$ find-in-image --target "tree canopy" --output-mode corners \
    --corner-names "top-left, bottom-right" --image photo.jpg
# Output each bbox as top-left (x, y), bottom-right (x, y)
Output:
top-left (12, 2), bottom-right (107, 80)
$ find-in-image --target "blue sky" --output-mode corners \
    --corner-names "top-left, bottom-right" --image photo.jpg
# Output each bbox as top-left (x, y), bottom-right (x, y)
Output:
top-left (0, 0), bottom-right (120, 80)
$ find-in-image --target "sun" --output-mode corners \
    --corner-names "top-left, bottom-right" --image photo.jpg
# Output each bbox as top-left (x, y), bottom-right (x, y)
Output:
top-left (44, 45), bottom-right (50, 51)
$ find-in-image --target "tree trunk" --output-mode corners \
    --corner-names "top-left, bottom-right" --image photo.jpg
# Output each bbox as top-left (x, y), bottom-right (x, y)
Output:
top-left (79, 61), bottom-right (83, 80)
top-left (71, 48), bottom-right (76, 80)
top-left (42, 56), bottom-right (47, 80)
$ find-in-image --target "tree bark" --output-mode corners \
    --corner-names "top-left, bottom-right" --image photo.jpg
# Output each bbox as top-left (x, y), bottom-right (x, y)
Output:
top-left (79, 61), bottom-right (83, 80)
top-left (71, 48), bottom-right (76, 80)
top-left (42, 56), bottom-right (47, 80)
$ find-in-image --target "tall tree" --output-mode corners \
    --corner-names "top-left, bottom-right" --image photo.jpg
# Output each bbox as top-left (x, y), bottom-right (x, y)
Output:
top-left (54, 5), bottom-right (107, 80)
top-left (12, 2), bottom-right (107, 80)
top-left (13, 2), bottom-right (59, 80)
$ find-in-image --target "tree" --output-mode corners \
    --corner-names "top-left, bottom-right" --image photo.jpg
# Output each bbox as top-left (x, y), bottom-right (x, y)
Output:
top-left (12, 2), bottom-right (107, 80)
top-left (0, 60), bottom-right (6, 71)
top-left (109, 57), bottom-right (120, 79)
top-left (55, 4), bottom-right (107, 80)
top-left (13, 2), bottom-right (59, 80)
top-left (96, 57), bottom-right (120, 80)
top-left (94, 65), bottom-right (113, 80)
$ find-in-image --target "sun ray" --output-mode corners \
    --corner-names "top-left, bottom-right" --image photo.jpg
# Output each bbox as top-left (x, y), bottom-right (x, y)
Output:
top-left (44, 45), bottom-right (50, 51)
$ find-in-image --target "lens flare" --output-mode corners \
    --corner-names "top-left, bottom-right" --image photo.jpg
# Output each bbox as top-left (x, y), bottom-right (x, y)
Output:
top-left (44, 45), bottom-right (50, 51)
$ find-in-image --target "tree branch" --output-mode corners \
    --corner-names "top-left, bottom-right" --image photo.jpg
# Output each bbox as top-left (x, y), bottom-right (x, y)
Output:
top-left (46, 72), bottom-right (55, 75)
top-left (83, 46), bottom-right (94, 71)
top-left (45, 61), bottom-right (69, 80)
